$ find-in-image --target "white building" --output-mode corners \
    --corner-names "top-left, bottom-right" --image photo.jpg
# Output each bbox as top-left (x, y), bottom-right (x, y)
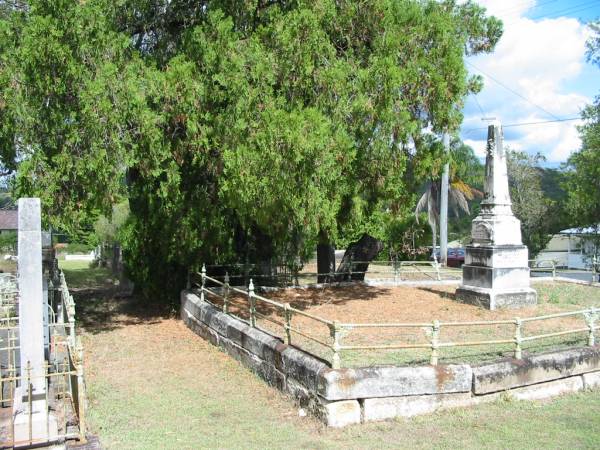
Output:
top-left (535, 225), bottom-right (599, 269)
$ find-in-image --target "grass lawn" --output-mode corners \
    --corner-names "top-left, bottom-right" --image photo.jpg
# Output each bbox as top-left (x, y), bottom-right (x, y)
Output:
top-left (61, 263), bottom-right (600, 449)
top-left (60, 260), bottom-right (117, 289)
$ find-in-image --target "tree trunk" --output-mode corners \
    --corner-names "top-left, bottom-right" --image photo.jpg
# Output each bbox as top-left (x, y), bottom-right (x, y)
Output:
top-left (317, 243), bottom-right (336, 283)
top-left (336, 234), bottom-right (383, 282)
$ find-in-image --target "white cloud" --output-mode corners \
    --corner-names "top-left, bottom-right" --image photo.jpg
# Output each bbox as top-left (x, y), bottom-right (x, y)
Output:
top-left (461, 1), bottom-right (592, 162)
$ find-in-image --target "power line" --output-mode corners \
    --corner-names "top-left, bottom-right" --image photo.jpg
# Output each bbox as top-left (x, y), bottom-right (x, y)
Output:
top-left (503, 0), bottom-right (600, 24)
top-left (471, 93), bottom-right (485, 117)
top-left (465, 60), bottom-right (560, 120)
top-left (496, 0), bottom-right (561, 18)
top-left (528, 0), bottom-right (600, 21)
top-left (463, 116), bottom-right (582, 133)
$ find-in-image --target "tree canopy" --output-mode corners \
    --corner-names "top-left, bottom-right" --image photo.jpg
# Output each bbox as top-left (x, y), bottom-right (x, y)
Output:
top-left (0, 0), bottom-right (502, 300)
top-left (561, 19), bottom-right (600, 266)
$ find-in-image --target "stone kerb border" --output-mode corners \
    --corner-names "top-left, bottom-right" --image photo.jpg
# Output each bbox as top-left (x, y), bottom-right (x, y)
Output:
top-left (181, 290), bottom-right (600, 427)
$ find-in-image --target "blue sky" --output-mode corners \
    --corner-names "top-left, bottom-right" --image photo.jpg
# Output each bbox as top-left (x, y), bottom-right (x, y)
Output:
top-left (461, 0), bottom-right (600, 164)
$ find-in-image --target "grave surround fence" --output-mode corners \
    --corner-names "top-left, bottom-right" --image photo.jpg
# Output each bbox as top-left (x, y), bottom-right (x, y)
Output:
top-left (191, 263), bottom-right (599, 369)
top-left (0, 265), bottom-right (86, 448)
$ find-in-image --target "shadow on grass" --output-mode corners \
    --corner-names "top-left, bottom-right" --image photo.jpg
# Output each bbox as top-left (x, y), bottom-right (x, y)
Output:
top-left (63, 266), bottom-right (174, 335)
top-left (416, 286), bottom-right (458, 300)
top-left (200, 282), bottom-right (391, 320)
top-left (71, 287), bottom-right (174, 335)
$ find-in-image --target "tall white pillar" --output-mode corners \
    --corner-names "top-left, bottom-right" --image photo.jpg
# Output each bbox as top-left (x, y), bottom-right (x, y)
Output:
top-left (440, 133), bottom-right (450, 266)
top-left (14, 198), bottom-right (58, 445)
top-left (17, 198), bottom-right (45, 394)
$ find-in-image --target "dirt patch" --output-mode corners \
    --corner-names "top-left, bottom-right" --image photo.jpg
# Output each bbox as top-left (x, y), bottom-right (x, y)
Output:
top-left (202, 282), bottom-right (596, 366)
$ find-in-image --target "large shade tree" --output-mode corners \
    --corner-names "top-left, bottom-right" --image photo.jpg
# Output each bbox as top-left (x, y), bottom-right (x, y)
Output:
top-left (0, 0), bottom-right (502, 301)
top-left (562, 19), bottom-right (600, 270)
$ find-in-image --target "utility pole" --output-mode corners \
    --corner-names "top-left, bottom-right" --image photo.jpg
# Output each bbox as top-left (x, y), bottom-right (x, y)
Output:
top-left (440, 132), bottom-right (450, 267)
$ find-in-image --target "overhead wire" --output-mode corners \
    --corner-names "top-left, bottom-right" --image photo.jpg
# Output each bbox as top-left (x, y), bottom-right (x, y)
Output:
top-left (465, 61), bottom-right (560, 120)
top-left (462, 116), bottom-right (582, 134)
top-left (502, 0), bottom-right (600, 24)
top-left (494, 0), bottom-right (561, 18)
top-left (471, 94), bottom-right (486, 118)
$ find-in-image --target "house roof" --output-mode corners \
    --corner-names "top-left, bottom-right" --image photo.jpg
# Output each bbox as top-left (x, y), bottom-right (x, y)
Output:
top-left (0, 210), bottom-right (18, 230)
top-left (559, 225), bottom-right (600, 235)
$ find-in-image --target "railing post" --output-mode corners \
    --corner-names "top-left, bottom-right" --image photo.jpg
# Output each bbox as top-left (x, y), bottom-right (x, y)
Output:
top-left (514, 318), bottom-right (523, 359)
top-left (435, 261), bottom-right (441, 281)
top-left (284, 303), bottom-right (292, 345)
top-left (27, 360), bottom-right (32, 445)
top-left (394, 261), bottom-right (399, 284)
top-left (587, 307), bottom-right (597, 347)
top-left (76, 345), bottom-right (87, 443)
top-left (223, 272), bottom-right (230, 314)
top-left (552, 261), bottom-right (556, 280)
top-left (430, 320), bottom-right (440, 365)
top-left (330, 320), bottom-right (342, 369)
top-left (69, 311), bottom-right (76, 344)
top-left (248, 279), bottom-right (256, 327)
top-left (200, 264), bottom-right (206, 302)
top-left (347, 256), bottom-right (352, 281)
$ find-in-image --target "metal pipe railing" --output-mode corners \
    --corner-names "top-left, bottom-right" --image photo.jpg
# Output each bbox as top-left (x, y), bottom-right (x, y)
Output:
top-left (191, 263), bottom-right (599, 369)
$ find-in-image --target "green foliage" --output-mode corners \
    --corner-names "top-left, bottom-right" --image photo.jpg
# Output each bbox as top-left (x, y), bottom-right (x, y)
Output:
top-left (94, 201), bottom-right (130, 245)
top-left (63, 242), bottom-right (95, 255)
top-left (561, 21), bottom-right (600, 262)
top-left (1, 0), bottom-right (502, 302)
top-left (507, 150), bottom-right (553, 258)
top-left (0, 231), bottom-right (16, 252)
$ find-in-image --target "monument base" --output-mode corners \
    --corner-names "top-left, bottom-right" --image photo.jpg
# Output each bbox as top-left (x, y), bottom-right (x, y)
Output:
top-left (12, 388), bottom-right (58, 447)
top-left (456, 286), bottom-right (538, 310)
top-left (457, 244), bottom-right (538, 310)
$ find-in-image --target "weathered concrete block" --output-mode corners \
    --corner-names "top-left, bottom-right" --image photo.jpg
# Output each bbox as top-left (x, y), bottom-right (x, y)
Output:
top-left (281, 346), bottom-right (329, 393)
top-left (181, 290), bottom-right (203, 319)
top-left (218, 336), bottom-right (286, 390)
top-left (362, 392), bottom-right (473, 421)
top-left (318, 365), bottom-right (472, 401)
top-left (241, 326), bottom-right (285, 369)
top-left (507, 376), bottom-right (584, 401)
top-left (582, 370), bottom-right (600, 389)
top-left (317, 400), bottom-right (361, 427)
top-left (472, 347), bottom-right (600, 394)
top-left (225, 318), bottom-right (250, 347)
top-left (465, 245), bottom-right (529, 268)
top-left (456, 285), bottom-right (537, 310)
top-left (286, 377), bottom-right (312, 406)
top-left (182, 308), bottom-right (220, 347)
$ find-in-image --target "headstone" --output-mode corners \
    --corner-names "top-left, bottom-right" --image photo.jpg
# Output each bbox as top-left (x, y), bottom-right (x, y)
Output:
top-left (456, 122), bottom-right (537, 310)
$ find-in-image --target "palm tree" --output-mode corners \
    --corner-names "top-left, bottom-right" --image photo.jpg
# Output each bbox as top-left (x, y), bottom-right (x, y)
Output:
top-left (415, 178), bottom-right (481, 257)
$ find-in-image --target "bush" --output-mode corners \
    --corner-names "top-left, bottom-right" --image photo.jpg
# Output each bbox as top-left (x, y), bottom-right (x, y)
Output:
top-left (0, 232), bottom-right (17, 252)
top-left (64, 242), bottom-right (94, 254)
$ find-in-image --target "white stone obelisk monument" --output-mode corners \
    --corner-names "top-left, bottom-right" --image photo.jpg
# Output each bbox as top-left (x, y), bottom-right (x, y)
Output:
top-left (456, 121), bottom-right (537, 309)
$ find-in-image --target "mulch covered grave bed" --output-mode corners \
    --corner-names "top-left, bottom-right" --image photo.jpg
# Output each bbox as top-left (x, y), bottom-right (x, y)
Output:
top-left (200, 281), bottom-right (599, 367)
